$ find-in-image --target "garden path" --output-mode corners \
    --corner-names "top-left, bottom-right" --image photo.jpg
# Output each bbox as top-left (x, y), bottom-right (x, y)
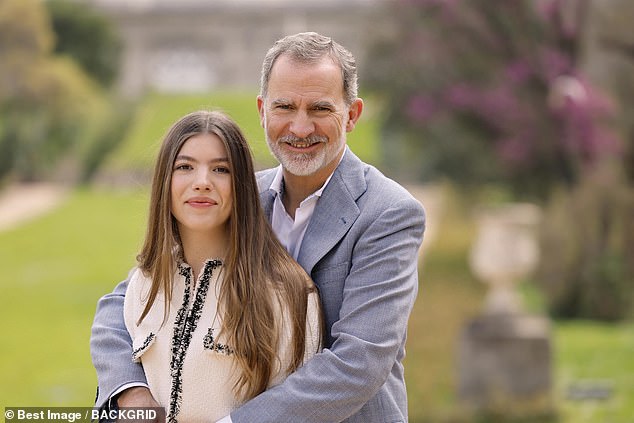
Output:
top-left (0, 183), bottom-right (70, 232)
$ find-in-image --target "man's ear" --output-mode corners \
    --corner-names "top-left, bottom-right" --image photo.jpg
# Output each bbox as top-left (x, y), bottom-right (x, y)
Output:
top-left (257, 96), bottom-right (265, 128)
top-left (346, 98), bottom-right (364, 132)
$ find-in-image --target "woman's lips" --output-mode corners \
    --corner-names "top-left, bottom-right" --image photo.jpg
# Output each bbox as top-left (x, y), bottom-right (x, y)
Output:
top-left (186, 197), bottom-right (217, 207)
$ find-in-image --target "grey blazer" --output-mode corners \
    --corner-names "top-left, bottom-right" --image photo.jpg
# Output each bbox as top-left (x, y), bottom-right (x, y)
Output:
top-left (91, 148), bottom-right (425, 423)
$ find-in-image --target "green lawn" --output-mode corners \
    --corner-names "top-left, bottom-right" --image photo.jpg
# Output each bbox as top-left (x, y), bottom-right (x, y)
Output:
top-left (403, 187), bottom-right (634, 422)
top-left (0, 189), bottom-right (148, 406)
top-left (1, 92), bottom-right (631, 421)
top-left (1, 187), bottom-right (632, 422)
top-left (554, 321), bottom-right (634, 423)
top-left (103, 91), bottom-right (380, 177)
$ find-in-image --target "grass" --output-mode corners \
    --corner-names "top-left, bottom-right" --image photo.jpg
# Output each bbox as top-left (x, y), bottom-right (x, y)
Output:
top-left (103, 91), bottom-right (380, 178)
top-left (554, 321), bottom-right (634, 423)
top-left (403, 186), bottom-right (634, 423)
top-left (1, 91), bottom-right (632, 421)
top-left (404, 188), bottom-right (486, 416)
top-left (0, 188), bottom-right (148, 406)
top-left (0, 186), bottom-right (633, 421)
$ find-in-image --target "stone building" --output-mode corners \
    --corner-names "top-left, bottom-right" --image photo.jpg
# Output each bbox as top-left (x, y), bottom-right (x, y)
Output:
top-left (87, 0), bottom-right (388, 97)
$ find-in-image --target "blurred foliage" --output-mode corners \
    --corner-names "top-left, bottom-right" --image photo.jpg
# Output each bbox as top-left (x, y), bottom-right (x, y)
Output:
top-left (367, 0), bottom-right (622, 200)
top-left (533, 1), bottom-right (634, 321)
top-left (0, 0), bottom-right (99, 181)
top-left (537, 162), bottom-right (634, 320)
top-left (588, 0), bottom-right (634, 184)
top-left (0, 0), bottom-right (131, 183)
top-left (78, 100), bottom-right (137, 183)
top-left (368, 0), bottom-right (634, 322)
top-left (45, 0), bottom-right (122, 88)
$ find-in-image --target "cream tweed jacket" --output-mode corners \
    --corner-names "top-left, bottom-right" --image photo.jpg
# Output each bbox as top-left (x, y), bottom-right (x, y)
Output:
top-left (124, 259), bottom-right (321, 423)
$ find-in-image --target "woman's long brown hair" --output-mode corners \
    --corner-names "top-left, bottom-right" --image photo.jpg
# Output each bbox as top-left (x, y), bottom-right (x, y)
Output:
top-left (136, 110), bottom-right (320, 400)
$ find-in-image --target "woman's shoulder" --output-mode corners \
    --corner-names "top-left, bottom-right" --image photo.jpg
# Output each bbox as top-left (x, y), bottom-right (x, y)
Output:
top-left (123, 267), bottom-right (161, 321)
top-left (125, 267), bottom-right (151, 297)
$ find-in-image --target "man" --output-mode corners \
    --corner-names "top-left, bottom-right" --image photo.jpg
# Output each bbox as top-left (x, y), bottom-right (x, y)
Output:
top-left (91, 32), bottom-right (425, 423)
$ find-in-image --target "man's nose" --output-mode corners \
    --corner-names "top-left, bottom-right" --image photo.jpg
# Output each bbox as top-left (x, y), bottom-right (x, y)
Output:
top-left (289, 112), bottom-right (315, 139)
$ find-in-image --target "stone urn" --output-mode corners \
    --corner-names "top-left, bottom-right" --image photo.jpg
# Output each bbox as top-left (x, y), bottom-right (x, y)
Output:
top-left (469, 203), bottom-right (542, 314)
top-left (459, 203), bottom-right (552, 414)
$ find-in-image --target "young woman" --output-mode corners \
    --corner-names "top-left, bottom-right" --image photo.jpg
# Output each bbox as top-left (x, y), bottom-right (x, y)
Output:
top-left (123, 110), bottom-right (322, 422)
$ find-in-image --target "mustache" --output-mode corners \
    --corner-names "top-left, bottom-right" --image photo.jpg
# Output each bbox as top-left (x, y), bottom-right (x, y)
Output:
top-left (278, 134), bottom-right (328, 144)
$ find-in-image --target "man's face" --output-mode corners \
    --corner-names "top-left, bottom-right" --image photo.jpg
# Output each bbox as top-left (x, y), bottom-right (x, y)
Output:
top-left (257, 54), bottom-right (362, 179)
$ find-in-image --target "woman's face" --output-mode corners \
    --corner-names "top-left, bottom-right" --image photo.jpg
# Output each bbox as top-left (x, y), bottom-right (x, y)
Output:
top-left (170, 133), bottom-right (233, 240)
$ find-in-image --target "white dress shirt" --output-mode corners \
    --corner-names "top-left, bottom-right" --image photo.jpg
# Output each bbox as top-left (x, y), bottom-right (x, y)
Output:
top-left (269, 164), bottom-right (337, 260)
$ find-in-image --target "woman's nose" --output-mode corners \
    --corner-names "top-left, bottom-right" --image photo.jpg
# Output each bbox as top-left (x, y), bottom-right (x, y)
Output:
top-left (193, 170), bottom-right (212, 191)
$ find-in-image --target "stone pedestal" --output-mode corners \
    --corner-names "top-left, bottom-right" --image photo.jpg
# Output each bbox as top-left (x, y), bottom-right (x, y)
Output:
top-left (457, 314), bottom-right (552, 412)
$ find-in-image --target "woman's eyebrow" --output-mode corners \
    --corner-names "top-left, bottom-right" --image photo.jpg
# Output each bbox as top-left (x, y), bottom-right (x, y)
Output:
top-left (175, 155), bottom-right (229, 163)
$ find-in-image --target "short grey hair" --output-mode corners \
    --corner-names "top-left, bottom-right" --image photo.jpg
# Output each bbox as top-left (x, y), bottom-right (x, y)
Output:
top-left (260, 32), bottom-right (358, 105)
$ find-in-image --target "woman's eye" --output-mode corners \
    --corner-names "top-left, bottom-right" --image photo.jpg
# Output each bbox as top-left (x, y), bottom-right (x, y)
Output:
top-left (174, 163), bottom-right (192, 171)
top-left (214, 166), bottom-right (230, 174)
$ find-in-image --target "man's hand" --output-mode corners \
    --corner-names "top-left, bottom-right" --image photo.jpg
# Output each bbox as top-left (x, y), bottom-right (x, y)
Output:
top-left (116, 387), bottom-right (163, 422)
top-left (117, 386), bottom-right (160, 408)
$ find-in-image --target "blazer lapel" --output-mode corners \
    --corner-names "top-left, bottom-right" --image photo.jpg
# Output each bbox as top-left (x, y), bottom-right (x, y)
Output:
top-left (257, 168), bottom-right (277, 221)
top-left (297, 149), bottom-right (366, 274)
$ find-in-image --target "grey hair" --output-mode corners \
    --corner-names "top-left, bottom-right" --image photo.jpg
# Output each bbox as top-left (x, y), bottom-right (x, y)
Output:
top-left (260, 32), bottom-right (358, 105)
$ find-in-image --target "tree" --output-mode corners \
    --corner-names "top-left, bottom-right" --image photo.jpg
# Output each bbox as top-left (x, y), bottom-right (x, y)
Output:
top-left (367, 0), bottom-right (633, 320)
top-left (367, 0), bottom-right (620, 201)
top-left (45, 0), bottom-right (122, 88)
top-left (0, 0), bottom-right (105, 182)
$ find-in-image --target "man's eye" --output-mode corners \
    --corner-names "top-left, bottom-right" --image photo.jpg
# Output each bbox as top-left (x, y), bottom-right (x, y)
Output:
top-left (276, 104), bottom-right (291, 110)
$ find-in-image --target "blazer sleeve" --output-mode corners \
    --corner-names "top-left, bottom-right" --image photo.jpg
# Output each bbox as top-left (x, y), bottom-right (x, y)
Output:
top-left (90, 270), bottom-right (148, 408)
top-left (230, 197), bottom-right (425, 423)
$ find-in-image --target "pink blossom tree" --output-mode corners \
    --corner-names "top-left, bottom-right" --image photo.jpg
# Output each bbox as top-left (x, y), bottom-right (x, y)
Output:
top-left (367, 0), bottom-right (634, 319)
top-left (367, 0), bottom-right (622, 201)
